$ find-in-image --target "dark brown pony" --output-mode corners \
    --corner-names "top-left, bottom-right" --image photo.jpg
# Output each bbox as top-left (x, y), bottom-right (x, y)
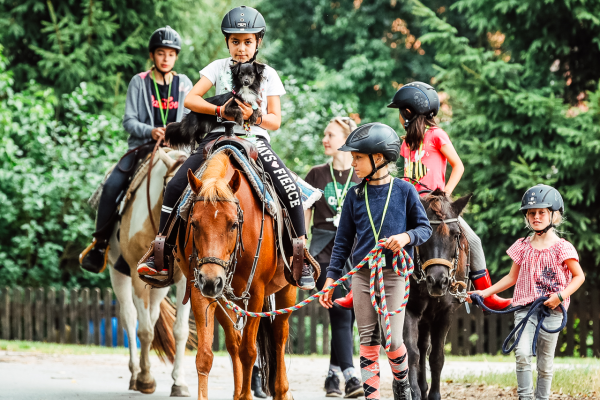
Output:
top-left (403, 189), bottom-right (472, 400)
top-left (175, 152), bottom-right (297, 400)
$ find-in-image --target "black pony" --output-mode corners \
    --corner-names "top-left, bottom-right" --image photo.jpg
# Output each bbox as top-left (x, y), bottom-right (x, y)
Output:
top-left (404, 189), bottom-right (472, 400)
top-left (166, 61), bottom-right (265, 148)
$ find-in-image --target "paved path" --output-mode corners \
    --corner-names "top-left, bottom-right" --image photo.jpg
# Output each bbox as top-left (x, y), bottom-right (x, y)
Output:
top-left (0, 350), bottom-right (516, 399)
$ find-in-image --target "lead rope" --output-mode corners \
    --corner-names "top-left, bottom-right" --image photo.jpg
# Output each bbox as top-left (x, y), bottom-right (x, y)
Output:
top-left (220, 239), bottom-right (414, 351)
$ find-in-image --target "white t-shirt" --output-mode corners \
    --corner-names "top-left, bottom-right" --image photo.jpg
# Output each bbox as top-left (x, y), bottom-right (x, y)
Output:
top-left (200, 57), bottom-right (286, 141)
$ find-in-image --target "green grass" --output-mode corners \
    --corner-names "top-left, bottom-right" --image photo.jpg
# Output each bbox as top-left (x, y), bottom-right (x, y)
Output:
top-left (0, 340), bottom-right (131, 355)
top-left (450, 366), bottom-right (600, 396)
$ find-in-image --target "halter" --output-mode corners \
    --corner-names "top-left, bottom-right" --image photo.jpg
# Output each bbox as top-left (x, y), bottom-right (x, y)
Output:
top-left (414, 217), bottom-right (470, 302)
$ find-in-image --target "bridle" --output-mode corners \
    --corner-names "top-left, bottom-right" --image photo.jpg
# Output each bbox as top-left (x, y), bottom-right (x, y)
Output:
top-left (414, 217), bottom-right (470, 302)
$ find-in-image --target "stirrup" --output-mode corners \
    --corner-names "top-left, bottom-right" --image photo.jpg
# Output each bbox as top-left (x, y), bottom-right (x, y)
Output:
top-left (79, 238), bottom-right (110, 274)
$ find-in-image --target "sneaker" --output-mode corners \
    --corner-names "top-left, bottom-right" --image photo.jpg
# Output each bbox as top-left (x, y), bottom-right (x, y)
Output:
top-left (298, 263), bottom-right (315, 290)
top-left (138, 256), bottom-right (160, 276)
top-left (324, 375), bottom-right (343, 397)
top-left (344, 377), bottom-right (364, 398)
top-left (80, 243), bottom-right (109, 274)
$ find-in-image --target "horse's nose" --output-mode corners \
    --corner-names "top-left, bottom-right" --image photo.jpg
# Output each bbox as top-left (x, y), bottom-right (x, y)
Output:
top-left (426, 275), bottom-right (435, 286)
top-left (441, 277), bottom-right (449, 287)
top-left (199, 275), bottom-right (224, 298)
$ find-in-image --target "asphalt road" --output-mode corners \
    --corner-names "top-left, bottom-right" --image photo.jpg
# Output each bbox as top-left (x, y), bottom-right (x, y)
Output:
top-left (0, 350), bottom-right (516, 399)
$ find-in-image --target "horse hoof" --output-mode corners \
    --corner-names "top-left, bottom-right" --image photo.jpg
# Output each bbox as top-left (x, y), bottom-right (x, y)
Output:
top-left (129, 379), bottom-right (137, 391)
top-left (136, 378), bottom-right (157, 394)
top-left (170, 384), bottom-right (191, 397)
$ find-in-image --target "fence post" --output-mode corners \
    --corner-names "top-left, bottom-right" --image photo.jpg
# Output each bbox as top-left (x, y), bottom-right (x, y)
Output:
top-left (475, 307), bottom-right (484, 354)
top-left (70, 289), bottom-right (79, 344)
top-left (92, 288), bottom-right (101, 345)
top-left (488, 313), bottom-right (498, 355)
top-left (82, 288), bottom-right (90, 345)
top-left (46, 288), bottom-right (56, 342)
top-left (24, 288), bottom-right (33, 341)
top-left (592, 290), bottom-right (600, 358)
top-left (104, 288), bottom-right (113, 347)
top-left (1, 287), bottom-right (10, 340)
top-left (449, 307), bottom-right (460, 355)
top-left (58, 288), bottom-right (67, 344)
top-left (35, 288), bottom-right (44, 341)
top-left (13, 287), bottom-right (23, 340)
top-left (310, 294), bottom-right (318, 354)
top-left (116, 296), bottom-right (124, 347)
top-left (564, 296), bottom-right (576, 356)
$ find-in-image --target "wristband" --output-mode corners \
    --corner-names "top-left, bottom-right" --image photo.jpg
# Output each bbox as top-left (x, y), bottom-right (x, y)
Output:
top-left (216, 106), bottom-right (222, 118)
top-left (557, 292), bottom-right (564, 303)
top-left (256, 115), bottom-right (263, 127)
top-left (215, 106), bottom-right (218, 116)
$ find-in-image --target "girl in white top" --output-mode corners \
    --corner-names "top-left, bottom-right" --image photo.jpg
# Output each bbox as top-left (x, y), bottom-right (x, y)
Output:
top-left (138, 6), bottom-right (315, 291)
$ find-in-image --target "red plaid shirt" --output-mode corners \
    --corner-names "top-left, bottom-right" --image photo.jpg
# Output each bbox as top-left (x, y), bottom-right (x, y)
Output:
top-left (507, 237), bottom-right (578, 310)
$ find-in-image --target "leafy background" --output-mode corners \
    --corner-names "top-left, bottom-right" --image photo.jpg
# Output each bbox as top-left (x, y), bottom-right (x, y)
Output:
top-left (0, 0), bottom-right (598, 288)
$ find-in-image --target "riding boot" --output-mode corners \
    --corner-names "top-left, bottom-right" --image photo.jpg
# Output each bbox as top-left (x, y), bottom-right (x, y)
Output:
top-left (80, 239), bottom-right (110, 274)
top-left (251, 365), bottom-right (267, 398)
top-left (470, 269), bottom-right (512, 310)
top-left (392, 379), bottom-right (412, 400)
top-left (334, 289), bottom-right (353, 310)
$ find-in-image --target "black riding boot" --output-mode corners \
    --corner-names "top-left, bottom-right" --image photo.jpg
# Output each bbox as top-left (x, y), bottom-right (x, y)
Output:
top-left (251, 365), bottom-right (267, 398)
top-left (392, 379), bottom-right (412, 400)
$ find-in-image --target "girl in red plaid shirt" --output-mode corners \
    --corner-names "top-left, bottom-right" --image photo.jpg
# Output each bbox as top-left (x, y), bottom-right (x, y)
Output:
top-left (468, 184), bottom-right (585, 400)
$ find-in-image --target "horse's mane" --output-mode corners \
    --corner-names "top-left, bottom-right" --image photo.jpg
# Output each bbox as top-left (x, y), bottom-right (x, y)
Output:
top-left (423, 189), bottom-right (453, 236)
top-left (199, 152), bottom-right (236, 204)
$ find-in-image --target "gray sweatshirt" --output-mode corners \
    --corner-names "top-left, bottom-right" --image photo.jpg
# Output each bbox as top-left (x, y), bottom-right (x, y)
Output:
top-left (123, 70), bottom-right (193, 149)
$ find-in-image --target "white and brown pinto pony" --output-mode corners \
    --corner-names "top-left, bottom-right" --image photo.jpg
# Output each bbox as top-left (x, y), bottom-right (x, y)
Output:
top-left (106, 147), bottom-right (192, 396)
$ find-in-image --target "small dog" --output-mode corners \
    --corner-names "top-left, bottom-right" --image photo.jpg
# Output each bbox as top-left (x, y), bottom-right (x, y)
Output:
top-left (166, 61), bottom-right (265, 148)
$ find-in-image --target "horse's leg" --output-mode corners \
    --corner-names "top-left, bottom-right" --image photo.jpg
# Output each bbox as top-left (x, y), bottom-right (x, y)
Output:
top-left (109, 266), bottom-right (140, 391)
top-left (171, 272), bottom-right (192, 397)
top-left (237, 293), bottom-right (265, 400)
top-left (403, 309), bottom-right (422, 400)
top-left (133, 282), bottom-right (169, 394)
top-left (427, 314), bottom-right (452, 400)
top-left (417, 323), bottom-right (431, 399)
top-left (270, 285), bottom-right (296, 400)
top-left (190, 291), bottom-right (218, 400)
top-left (214, 302), bottom-right (243, 399)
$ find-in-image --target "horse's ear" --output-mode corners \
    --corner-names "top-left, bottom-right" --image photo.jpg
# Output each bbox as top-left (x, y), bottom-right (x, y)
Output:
top-left (451, 193), bottom-right (473, 216)
top-left (188, 169), bottom-right (202, 195)
top-left (228, 170), bottom-right (241, 194)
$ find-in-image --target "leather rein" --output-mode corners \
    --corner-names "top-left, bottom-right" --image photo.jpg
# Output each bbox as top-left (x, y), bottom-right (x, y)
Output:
top-left (414, 217), bottom-right (470, 301)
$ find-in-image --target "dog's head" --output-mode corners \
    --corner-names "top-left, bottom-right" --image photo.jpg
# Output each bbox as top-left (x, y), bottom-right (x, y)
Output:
top-left (231, 62), bottom-right (265, 88)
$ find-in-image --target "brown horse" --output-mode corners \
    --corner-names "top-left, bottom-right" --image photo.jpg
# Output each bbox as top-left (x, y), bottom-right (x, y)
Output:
top-left (175, 152), bottom-right (297, 400)
top-left (404, 189), bottom-right (471, 400)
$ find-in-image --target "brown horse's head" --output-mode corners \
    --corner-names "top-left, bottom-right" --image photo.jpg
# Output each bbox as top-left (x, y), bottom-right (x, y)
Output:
top-left (419, 189), bottom-right (472, 297)
top-left (187, 153), bottom-right (242, 298)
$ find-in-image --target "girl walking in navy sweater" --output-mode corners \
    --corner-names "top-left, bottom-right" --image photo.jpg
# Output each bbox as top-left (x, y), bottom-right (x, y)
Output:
top-left (320, 123), bottom-right (432, 400)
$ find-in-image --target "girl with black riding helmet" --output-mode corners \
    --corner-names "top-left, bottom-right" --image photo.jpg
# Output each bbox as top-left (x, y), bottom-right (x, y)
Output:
top-left (320, 123), bottom-right (432, 400)
top-left (80, 26), bottom-right (193, 273)
top-left (379, 81), bottom-right (511, 311)
top-left (467, 185), bottom-right (584, 400)
top-left (136, 6), bottom-right (315, 289)
top-left (304, 117), bottom-right (363, 398)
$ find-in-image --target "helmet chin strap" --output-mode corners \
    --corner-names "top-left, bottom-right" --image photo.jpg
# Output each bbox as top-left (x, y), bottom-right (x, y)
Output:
top-left (404, 115), bottom-right (418, 128)
top-left (364, 154), bottom-right (390, 182)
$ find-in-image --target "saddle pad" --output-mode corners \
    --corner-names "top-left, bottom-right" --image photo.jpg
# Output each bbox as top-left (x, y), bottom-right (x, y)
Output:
top-left (177, 145), bottom-right (322, 221)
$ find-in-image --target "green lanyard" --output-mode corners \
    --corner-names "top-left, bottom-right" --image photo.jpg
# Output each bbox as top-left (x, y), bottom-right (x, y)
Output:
top-left (329, 163), bottom-right (354, 213)
top-left (152, 70), bottom-right (173, 128)
top-left (365, 177), bottom-right (394, 244)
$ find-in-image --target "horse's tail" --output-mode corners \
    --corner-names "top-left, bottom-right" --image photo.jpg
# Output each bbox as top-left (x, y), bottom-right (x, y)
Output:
top-left (257, 299), bottom-right (277, 396)
top-left (151, 297), bottom-right (198, 364)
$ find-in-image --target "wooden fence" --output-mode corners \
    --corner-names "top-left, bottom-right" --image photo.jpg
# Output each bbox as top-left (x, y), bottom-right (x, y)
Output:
top-left (1, 286), bottom-right (598, 357)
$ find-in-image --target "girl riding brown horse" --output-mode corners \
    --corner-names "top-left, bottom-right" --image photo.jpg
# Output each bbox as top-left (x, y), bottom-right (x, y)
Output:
top-left (177, 151), bottom-right (297, 400)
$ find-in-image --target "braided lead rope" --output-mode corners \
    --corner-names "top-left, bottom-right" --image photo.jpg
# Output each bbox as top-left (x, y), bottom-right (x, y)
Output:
top-left (221, 239), bottom-right (414, 350)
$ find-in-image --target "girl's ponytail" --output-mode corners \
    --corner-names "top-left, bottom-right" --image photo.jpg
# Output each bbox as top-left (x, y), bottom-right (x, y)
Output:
top-left (404, 115), bottom-right (437, 152)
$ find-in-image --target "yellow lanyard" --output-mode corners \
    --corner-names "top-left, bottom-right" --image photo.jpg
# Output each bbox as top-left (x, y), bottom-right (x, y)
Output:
top-left (365, 178), bottom-right (394, 244)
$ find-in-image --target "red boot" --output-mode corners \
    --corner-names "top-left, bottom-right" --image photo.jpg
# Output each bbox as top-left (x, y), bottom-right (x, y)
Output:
top-left (470, 269), bottom-right (512, 311)
top-left (334, 289), bottom-right (353, 310)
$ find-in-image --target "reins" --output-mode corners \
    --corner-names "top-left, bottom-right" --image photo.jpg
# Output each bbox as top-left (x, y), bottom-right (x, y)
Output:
top-left (147, 137), bottom-right (163, 234)
top-left (470, 294), bottom-right (567, 355)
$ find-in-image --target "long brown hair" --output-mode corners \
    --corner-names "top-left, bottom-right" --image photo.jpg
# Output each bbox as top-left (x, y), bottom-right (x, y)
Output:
top-left (404, 114), bottom-right (438, 152)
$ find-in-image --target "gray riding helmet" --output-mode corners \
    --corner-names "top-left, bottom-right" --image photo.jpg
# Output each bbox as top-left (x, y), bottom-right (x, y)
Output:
top-left (221, 6), bottom-right (266, 36)
top-left (388, 81), bottom-right (439, 127)
top-left (149, 26), bottom-right (182, 53)
top-left (339, 123), bottom-right (401, 162)
top-left (519, 184), bottom-right (565, 215)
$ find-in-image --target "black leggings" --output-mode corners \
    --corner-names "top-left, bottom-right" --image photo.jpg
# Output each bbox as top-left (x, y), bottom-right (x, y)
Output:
top-left (158, 135), bottom-right (306, 238)
top-left (316, 263), bottom-right (355, 371)
top-left (95, 144), bottom-right (154, 241)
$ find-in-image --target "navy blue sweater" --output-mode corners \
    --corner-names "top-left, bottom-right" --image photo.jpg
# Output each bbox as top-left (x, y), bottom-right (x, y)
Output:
top-left (327, 178), bottom-right (432, 281)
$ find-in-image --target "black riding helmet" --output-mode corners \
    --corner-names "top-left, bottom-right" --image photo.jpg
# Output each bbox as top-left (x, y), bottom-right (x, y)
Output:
top-left (221, 6), bottom-right (266, 36)
top-left (388, 82), bottom-right (440, 128)
top-left (148, 26), bottom-right (182, 53)
top-left (339, 123), bottom-right (400, 181)
top-left (519, 184), bottom-right (564, 235)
